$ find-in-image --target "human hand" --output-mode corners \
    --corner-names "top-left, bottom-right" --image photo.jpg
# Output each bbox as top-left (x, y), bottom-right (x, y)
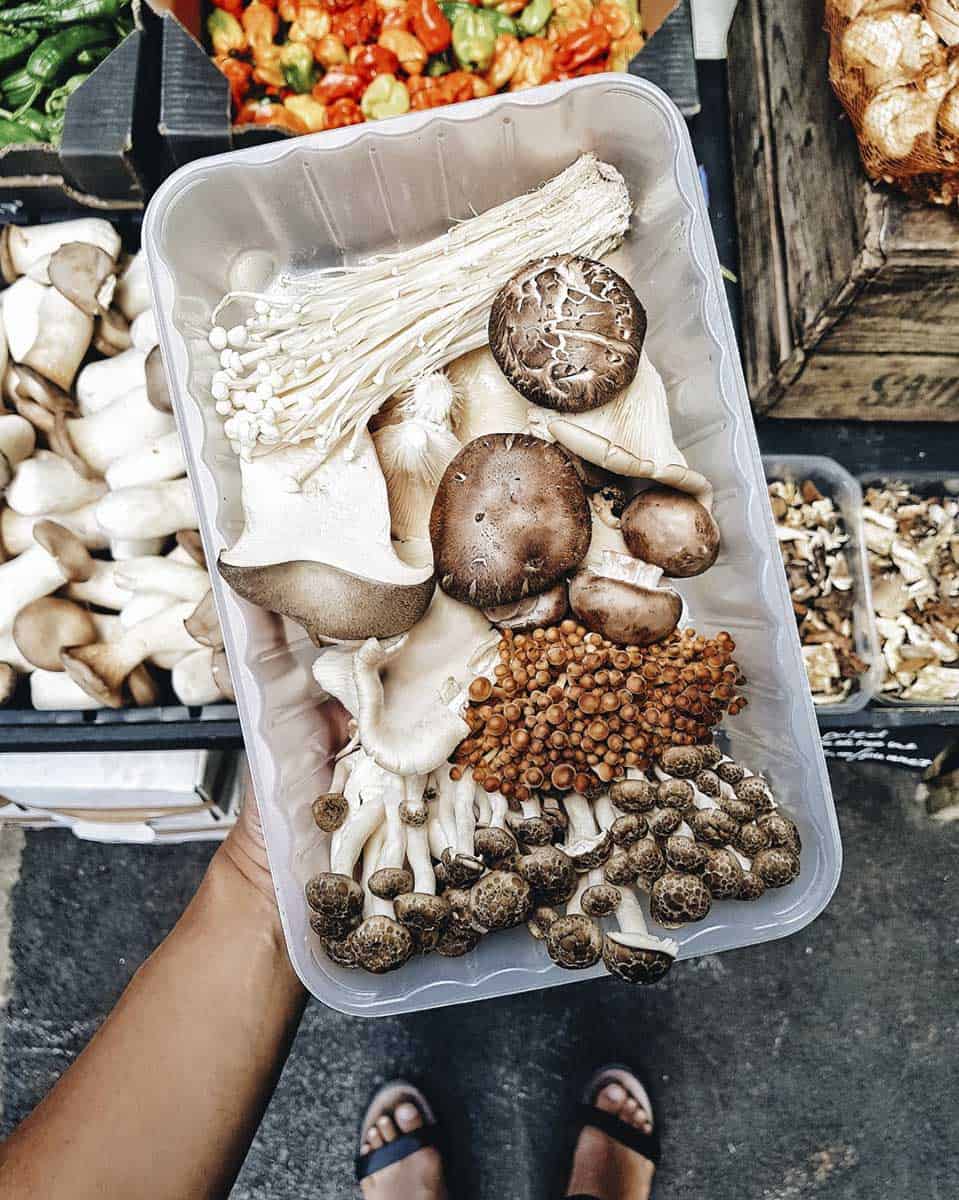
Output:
top-left (218, 769), bottom-right (278, 912)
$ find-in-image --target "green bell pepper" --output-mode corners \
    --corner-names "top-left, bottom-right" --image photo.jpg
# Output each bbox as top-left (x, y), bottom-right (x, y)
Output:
top-left (207, 8), bottom-right (246, 56)
top-left (279, 41), bottom-right (315, 93)
top-left (360, 72), bottom-right (410, 119)
top-left (1, 24), bottom-right (110, 111)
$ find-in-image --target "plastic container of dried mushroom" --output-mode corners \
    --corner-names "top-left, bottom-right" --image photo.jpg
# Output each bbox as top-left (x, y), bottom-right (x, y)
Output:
top-left (145, 77), bottom-right (840, 1016)
top-left (861, 473), bottom-right (959, 707)
top-left (764, 457), bottom-right (881, 715)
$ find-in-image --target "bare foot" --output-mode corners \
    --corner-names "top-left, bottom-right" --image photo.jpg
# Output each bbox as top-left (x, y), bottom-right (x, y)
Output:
top-left (359, 1100), bottom-right (448, 1200)
top-left (565, 1083), bottom-right (656, 1200)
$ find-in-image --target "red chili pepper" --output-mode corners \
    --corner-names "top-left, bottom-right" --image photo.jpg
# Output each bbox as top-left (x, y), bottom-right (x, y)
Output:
top-left (409, 0), bottom-right (451, 53)
top-left (352, 43), bottom-right (401, 82)
top-left (552, 26), bottom-right (610, 74)
top-left (326, 97), bottom-right (365, 127)
top-left (313, 64), bottom-right (367, 102)
top-left (211, 0), bottom-right (245, 17)
top-left (381, 3), bottom-right (411, 29)
top-left (331, 0), bottom-right (380, 46)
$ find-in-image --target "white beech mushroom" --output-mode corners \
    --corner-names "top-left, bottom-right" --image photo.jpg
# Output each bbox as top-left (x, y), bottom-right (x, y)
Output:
top-left (429, 433), bottom-right (590, 608)
top-left (75, 348), bottom-right (146, 414)
top-left (13, 596), bottom-right (97, 671)
top-left (60, 601), bottom-right (199, 707)
top-left (0, 219), bottom-right (120, 283)
top-left (431, 765), bottom-right (485, 882)
top-left (95, 478), bottom-right (198, 542)
top-left (562, 791), bottom-right (614, 871)
top-left (217, 429), bottom-right (434, 644)
top-left (488, 255), bottom-right (645, 413)
top-left (0, 520), bottom-right (93, 633)
top-left (0, 414), bottom-right (35, 492)
top-left (393, 776), bottom-right (451, 934)
top-left (5, 450), bottom-right (105, 516)
top-left (105, 430), bottom-right (185, 490)
top-left (603, 884), bottom-right (679, 985)
top-left (621, 486), bottom-right (720, 578)
top-left (1, 277), bottom-right (93, 391)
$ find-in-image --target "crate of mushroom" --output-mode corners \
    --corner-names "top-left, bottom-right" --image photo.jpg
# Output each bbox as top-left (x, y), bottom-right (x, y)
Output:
top-left (0, 218), bottom-right (231, 716)
top-left (146, 80), bottom-right (840, 1015)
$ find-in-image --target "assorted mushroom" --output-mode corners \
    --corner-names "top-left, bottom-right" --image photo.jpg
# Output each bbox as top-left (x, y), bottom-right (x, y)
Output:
top-left (769, 477), bottom-right (868, 704)
top-left (0, 218), bottom-right (230, 711)
top-left (864, 481), bottom-right (959, 701)
top-left (193, 163), bottom-right (806, 986)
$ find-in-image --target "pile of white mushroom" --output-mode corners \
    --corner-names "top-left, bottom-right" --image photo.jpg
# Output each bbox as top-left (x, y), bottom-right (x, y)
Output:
top-left (200, 161), bottom-right (806, 985)
top-left (0, 218), bottom-right (231, 711)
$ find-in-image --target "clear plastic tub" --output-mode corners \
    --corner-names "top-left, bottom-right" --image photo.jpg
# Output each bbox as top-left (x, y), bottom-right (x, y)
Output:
top-left (763, 456), bottom-right (882, 715)
top-left (144, 76), bottom-right (840, 1017)
top-left (860, 471), bottom-right (959, 708)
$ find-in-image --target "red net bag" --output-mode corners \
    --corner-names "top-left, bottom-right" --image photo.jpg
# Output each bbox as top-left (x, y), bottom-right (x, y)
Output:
top-left (826, 0), bottom-right (959, 204)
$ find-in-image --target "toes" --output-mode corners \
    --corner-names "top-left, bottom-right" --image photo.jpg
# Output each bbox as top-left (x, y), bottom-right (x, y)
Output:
top-left (366, 1127), bottom-right (383, 1151)
top-left (621, 1098), bottom-right (639, 1124)
top-left (376, 1116), bottom-right (398, 1143)
top-left (596, 1083), bottom-right (627, 1113)
top-left (394, 1102), bottom-right (424, 1134)
top-left (360, 1140), bottom-right (371, 1155)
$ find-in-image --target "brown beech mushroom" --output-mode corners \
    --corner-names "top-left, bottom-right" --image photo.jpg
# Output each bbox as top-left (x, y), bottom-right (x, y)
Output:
top-left (469, 869), bottom-right (532, 931)
top-left (568, 557), bottom-right (682, 647)
top-left (752, 847), bottom-right (801, 888)
top-left (312, 792), bottom-right (349, 833)
top-left (516, 845), bottom-right (578, 905)
top-left (13, 597), bottom-right (97, 671)
top-left (489, 254), bottom-right (645, 413)
top-left (621, 485), bottom-right (721, 578)
top-left (546, 913), bottom-right (604, 969)
top-left (429, 434), bottom-right (590, 607)
top-left (351, 914), bottom-right (414, 974)
top-left (527, 905), bottom-right (558, 940)
top-left (603, 885), bottom-right (678, 985)
top-left (649, 871), bottom-right (712, 928)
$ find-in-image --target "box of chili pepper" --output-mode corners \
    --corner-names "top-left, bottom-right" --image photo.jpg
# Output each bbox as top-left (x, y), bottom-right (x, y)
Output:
top-left (157, 0), bottom-right (678, 166)
top-left (0, 0), bottom-right (160, 208)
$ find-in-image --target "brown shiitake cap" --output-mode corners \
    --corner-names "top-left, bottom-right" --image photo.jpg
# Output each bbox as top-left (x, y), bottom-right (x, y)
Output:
top-left (34, 520), bottom-right (94, 584)
top-left (516, 845), bottom-right (577, 904)
top-left (603, 935), bottom-right (675, 985)
top-left (701, 848), bottom-right (745, 899)
top-left (394, 891), bottom-right (451, 932)
top-left (305, 872), bottom-right (364, 920)
top-left (351, 915), bottom-right (414, 974)
top-left (369, 867), bottom-right (415, 902)
top-left (664, 834), bottom-right (708, 874)
top-left (429, 434), bottom-right (590, 608)
top-left (649, 871), bottom-right (712, 928)
top-left (488, 254), bottom-right (646, 413)
top-left (580, 881), bottom-right (622, 917)
top-left (609, 777), bottom-right (657, 814)
top-left (469, 870), bottom-right (532, 931)
top-left (752, 847), bottom-right (800, 888)
top-left (569, 569), bottom-right (682, 648)
top-left (546, 913), bottom-right (604, 969)
top-left (621, 486), bottom-right (721, 579)
top-left (13, 596), bottom-right (96, 672)
top-left (311, 792), bottom-right (348, 833)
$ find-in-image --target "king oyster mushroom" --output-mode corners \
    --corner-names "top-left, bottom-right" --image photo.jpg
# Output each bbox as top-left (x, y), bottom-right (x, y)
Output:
top-left (488, 254), bottom-right (645, 413)
top-left (621, 485), bottom-right (721, 578)
top-left (218, 428), bottom-right (434, 644)
top-left (429, 433), bottom-right (590, 608)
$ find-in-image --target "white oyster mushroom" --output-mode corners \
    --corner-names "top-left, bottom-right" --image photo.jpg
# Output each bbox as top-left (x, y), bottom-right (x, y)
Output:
top-left (447, 347), bottom-right (529, 443)
top-left (105, 430), bottom-right (185, 490)
top-left (218, 429), bottom-right (434, 645)
top-left (114, 252), bottom-right (152, 321)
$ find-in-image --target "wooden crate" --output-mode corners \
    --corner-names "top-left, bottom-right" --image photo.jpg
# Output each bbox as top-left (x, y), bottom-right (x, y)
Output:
top-left (728, 0), bottom-right (959, 421)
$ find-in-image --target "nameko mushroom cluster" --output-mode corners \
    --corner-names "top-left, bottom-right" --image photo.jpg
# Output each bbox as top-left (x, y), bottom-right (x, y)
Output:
top-left (206, 157), bottom-right (806, 985)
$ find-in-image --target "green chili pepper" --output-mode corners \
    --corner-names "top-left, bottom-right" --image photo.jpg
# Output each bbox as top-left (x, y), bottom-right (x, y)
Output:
top-left (6, 104), bottom-right (49, 136)
top-left (517, 0), bottom-right (551, 35)
top-left (0, 111), bottom-right (48, 142)
top-left (44, 70), bottom-right (86, 115)
top-left (1, 24), bottom-right (111, 110)
top-left (487, 9), bottom-right (516, 34)
top-left (0, 29), bottom-right (38, 69)
top-left (75, 43), bottom-right (111, 66)
top-left (0, 0), bottom-right (127, 29)
top-left (279, 41), bottom-right (315, 93)
top-left (360, 72), bottom-right (410, 120)
top-left (451, 7), bottom-right (496, 71)
top-left (207, 8), bottom-right (245, 56)
top-left (426, 51), bottom-right (452, 76)
top-left (439, 2), bottom-right (472, 27)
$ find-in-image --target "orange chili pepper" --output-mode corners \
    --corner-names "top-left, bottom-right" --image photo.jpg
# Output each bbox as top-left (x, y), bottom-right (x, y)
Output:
top-left (552, 25), bottom-right (610, 74)
top-left (326, 97), bottom-right (365, 126)
top-left (353, 42), bottom-right (401, 82)
top-left (409, 0), bottom-right (451, 54)
top-left (331, 0), bottom-right (380, 45)
top-left (313, 63), bottom-right (367, 103)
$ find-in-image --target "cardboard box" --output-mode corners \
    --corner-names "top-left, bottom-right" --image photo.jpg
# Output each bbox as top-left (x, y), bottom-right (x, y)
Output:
top-left (0, 749), bottom-right (241, 842)
top-left (159, 0), bottom-right (684, 170)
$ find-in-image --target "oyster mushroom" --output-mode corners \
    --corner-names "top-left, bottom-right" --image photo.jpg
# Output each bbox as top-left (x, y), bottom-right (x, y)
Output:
top-left (621, 486), bottom-right (720, 579)
top-left (430, 433), bottom-right (590, 608)
top-left (6, 450), bottom-right (105, 517)
top-left (649, 871), bottom-right (712, 928)
top-left (2, 277), bottom-right (93, 392)
top-left (447, 347), bottom-right (529, 444)
top-left (569, 554), bottom-right (682, 647)
top-left (489, 254), bottom-right (645, 413)
top-left (603, 884), bottom-right (678, 985)
top-left (218, 429), bottom-right (434, 644)
top-left (0, 218), bottom-right (120, 284)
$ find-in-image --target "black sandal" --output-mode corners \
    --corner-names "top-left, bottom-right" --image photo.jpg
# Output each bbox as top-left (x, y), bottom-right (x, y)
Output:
top-left (354, 1081), bottom-right (443, 1185)
top-left (574, 1064), bottom-right (660, 1172)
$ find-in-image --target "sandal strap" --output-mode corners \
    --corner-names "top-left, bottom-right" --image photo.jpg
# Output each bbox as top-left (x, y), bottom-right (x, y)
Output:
top-left (354, 1124), bottom-right (440, 1182)
top-left (577, 1104), bottom-right (660, 1165)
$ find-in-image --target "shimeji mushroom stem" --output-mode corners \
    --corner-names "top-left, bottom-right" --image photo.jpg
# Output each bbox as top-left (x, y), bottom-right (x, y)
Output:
top-left (361, 824), bottom-right (389, 918)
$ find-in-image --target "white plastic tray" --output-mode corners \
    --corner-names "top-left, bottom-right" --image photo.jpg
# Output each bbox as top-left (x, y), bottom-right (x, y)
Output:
top-left (144, 76), bottom-right (841, 1017)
